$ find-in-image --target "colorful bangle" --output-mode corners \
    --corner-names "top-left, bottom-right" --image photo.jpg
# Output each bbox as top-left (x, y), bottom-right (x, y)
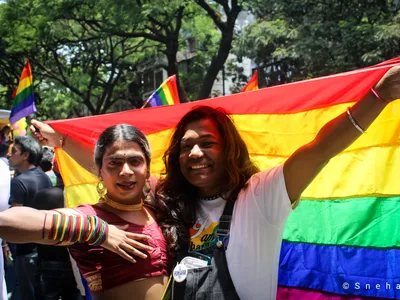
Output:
top-left (47, 213), bottom-right (109, 246)
top-left (346, 108), bottom-right (365, 134)
top-left (90, 219), bottom-right (108, 246)
top-left (371, 88), bottom-right (389, 104)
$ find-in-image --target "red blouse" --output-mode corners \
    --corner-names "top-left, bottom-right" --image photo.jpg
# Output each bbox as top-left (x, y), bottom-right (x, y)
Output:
top-left (68, 205), bottom-right (168, 293)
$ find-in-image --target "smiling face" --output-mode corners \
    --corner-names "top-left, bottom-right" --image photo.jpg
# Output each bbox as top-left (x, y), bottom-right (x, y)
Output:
top-left (100, 140), bottom-right (149, 204)
top-left (179, 118), bottom-right (225, 197)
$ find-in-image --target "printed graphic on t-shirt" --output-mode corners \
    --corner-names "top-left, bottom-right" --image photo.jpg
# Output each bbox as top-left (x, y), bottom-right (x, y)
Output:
top-left (189, 214), bottom-right (219, 252)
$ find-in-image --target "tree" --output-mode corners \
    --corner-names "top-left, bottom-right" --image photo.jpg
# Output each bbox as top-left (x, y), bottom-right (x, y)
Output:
top-left (73, 0), bottom-right (194, 102)
top-left (194, 0), bottom-right (242, 100)
top-left (235, 0), bottom-right (400, 87)
top-left (0, 0), bottom-right (148, 118)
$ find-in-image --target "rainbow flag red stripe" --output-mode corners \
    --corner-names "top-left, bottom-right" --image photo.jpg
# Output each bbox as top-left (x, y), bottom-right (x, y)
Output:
top-left (148, 75), bottom-right (180, 107)
top-left (10, 60), bottom-right (36, 124)
top-left (241, 70), bottom-right (258, 92)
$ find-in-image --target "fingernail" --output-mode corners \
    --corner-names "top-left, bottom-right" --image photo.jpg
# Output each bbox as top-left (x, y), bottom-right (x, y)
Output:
top-left (148, 247), bottom-right (153, 251)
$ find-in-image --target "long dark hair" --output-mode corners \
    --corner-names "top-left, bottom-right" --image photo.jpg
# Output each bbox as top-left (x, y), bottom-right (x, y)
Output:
top-left (153, 106), bottom-right (259, 259)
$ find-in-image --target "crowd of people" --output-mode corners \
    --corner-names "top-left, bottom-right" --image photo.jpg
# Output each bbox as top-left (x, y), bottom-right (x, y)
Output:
top-left (0, 65), bottom-right (398, 300)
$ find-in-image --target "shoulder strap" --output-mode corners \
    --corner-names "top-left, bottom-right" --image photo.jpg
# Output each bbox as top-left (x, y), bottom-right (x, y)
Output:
top-left (216, 201), bottom-right (234, 247)
top-left (217, 201), bottom-right (234, 234)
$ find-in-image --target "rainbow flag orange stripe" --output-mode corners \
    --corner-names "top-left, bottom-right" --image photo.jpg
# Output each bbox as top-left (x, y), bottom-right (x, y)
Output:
top-left (241, 70), bottom-right (258, 92)
top-left (10, 60), bottom-right (36, 124)
top-left (50, 57), bottom-right (400, 299)
top-left (148, 75), bottom-right (180, 107)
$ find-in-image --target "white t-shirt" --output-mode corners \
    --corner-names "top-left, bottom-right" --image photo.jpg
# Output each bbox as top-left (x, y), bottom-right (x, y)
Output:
top-left (0, 158), bottom-right (9, 300)
top-left (0, 159), bottom-right (10, 212)
top-left (189, 165), bottom-right (292, 300)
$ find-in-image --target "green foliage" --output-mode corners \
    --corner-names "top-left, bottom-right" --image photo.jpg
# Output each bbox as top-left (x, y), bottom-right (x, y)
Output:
top-left (235, 0), bottom-right (400, 87)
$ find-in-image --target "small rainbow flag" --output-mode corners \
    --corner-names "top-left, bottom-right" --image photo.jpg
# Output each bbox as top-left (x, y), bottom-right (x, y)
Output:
top-left (241, 70), bottom-right (258, 92)
top-left (146, 75), bottom-right (180, 107)
top-left (10, 60), bottom-right (36, 125)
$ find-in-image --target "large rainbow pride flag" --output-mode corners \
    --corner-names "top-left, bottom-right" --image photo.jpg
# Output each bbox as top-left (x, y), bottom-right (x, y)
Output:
top-left (49, 58), bottom-right (400, 299)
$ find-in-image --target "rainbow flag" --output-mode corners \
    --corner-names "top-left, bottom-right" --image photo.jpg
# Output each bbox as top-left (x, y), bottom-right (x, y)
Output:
top-left (10, 60), bottom-right (36, 125)
top-left (241, 70), bottom-right (258, 92)
top-left (145, 75), bottom-right (180, 107)
top-left (49, 58), bottom-right (400, 299)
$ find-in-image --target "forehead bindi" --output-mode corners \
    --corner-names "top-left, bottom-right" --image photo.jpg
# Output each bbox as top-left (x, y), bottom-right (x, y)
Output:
top-left (181, 119), bottom-right (221, 142)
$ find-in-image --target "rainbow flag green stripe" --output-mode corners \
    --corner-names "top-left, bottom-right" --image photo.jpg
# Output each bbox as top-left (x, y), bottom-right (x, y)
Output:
top-left (12, 85), bottom-right (33, 107)
top-left (283, 197), bottom-right (400, 248)
top-left (157, 87), bottom-right (170, 105)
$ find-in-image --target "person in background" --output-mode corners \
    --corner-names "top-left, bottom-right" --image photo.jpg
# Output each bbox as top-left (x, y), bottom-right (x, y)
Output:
top-left (0, 142), bottom-right (9, 300)
top-left (32, 158), bottom-right (83, 300)
top-left (0, 143), bottom-right (16, 300)
top-left (0, 144), bottom-right (9, 167)
top-left (8, 136), bottom-right (52, 300)
top-left (39, 147), bottom-right (57, 186)
top-left (0, 126), bottom-right (11, 145)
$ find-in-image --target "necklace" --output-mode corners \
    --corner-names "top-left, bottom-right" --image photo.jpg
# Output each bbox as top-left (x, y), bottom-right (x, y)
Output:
top-left (102, 194), bottom-right (144, 211)
top-left (199, 194), bottom-right (223, 201)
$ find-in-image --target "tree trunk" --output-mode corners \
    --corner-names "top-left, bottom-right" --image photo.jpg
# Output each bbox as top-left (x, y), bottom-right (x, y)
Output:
top-left (195, 0), bottom-right (242, 100)
top-left (165, 36), bottom-right (189, 103)
top-left (196, 31), bottom-right (234, 100)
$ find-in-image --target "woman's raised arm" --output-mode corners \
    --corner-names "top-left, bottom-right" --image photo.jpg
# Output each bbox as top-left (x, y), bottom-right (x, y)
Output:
top-left (30, 120), bottom-right (95, 174)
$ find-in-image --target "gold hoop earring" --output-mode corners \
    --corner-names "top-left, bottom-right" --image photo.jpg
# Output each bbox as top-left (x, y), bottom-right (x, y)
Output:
top-left (96, 179), bottom-right (107, 201)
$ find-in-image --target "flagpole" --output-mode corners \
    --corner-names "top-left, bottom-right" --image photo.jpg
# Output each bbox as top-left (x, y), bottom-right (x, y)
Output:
top-left (140, 98), bottom-right (150, 109)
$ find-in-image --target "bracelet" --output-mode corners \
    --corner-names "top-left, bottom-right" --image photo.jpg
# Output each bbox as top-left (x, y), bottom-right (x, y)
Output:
top-left (47, 213), bottom-right (109, 246)
top-left (2, 244), bottom-right (8, 248)
top-left (346, 108), bottom-right (365, 134)
top-left (371, 88), bottom-right (389, 104)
